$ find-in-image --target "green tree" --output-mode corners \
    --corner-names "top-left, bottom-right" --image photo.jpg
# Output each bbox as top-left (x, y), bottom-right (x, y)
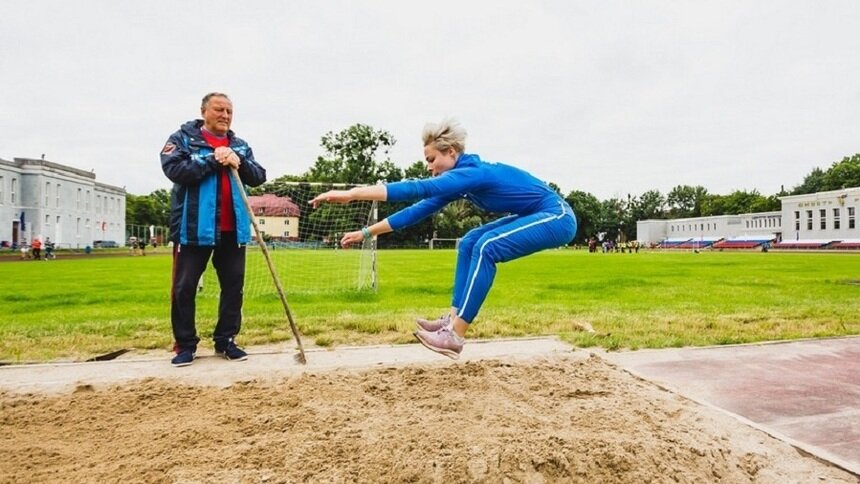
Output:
top-left (306, 123), bottom-right (400, 183)
top-left (666, 185), bottom-right (708, 218)
top-left (823, 154), bottom-right (860, 190)
top-left (564, 190), bottom-right (601, 244)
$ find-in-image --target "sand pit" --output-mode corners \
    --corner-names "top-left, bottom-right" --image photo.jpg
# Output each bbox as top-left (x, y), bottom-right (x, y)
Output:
top-left (0, 354), bottom-right (854, 483)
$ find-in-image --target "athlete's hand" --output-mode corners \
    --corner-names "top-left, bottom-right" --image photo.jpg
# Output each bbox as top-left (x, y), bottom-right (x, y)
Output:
top-left (310, 190), bottom-right (353, 208)
top-left (340, 230), bottom-right (364, 248)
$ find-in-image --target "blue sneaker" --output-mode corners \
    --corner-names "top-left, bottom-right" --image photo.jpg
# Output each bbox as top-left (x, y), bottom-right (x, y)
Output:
top-left (215, 339), bottom-right (248, 361)
top-left (171, 348), bottom-right (196, 367)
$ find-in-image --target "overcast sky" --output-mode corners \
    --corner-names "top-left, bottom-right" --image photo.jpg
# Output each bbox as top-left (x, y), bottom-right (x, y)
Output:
top-left (2, 1), bottom-right (858, 200)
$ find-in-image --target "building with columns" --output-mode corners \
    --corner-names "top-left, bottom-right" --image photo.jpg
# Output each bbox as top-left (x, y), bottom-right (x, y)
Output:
top-left (0, 156), bottom-right (126, 248)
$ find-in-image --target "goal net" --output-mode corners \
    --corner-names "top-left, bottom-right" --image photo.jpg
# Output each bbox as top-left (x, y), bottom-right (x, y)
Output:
top-left (199, 182), bottom-right (378, 297)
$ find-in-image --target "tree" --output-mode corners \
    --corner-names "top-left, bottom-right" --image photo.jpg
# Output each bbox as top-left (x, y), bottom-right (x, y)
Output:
top-left (564, 190), bottom-right (602, 244)
top-left (666, 185), bottom-right (708, 218)
top-left (306, 124), bottom-right (400, 184)
top-left (404, 160), bottom-right (429, 179)
top-left (823, 154), bottom-right (860, 190)
top-left (125, 189), bottom-right (170, 227)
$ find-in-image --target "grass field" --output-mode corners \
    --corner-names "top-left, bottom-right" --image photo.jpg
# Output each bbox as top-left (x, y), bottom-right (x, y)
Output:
top-left (0, 249), bottom-right (858, 362)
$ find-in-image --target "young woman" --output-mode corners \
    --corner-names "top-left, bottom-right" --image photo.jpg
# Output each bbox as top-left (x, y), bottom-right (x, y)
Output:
top-left (310, 119), bottom-right (577, 359)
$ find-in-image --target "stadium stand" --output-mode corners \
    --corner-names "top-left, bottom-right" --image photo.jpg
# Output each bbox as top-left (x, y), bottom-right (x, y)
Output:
top-left (830, 239), bottom-right (860, 250)
top-left (772, 239), bottom-right (837, 250)
top-left (712, 235), bottom-right (775, 250)
top-left (676, 237), bottom-right (724, 249)
top-left (658, 237), bottom-right (692, 249)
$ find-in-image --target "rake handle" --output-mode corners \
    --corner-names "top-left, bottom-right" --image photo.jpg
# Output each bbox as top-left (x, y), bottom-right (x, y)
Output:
top-left (230, 167), bottom-right (307, 364)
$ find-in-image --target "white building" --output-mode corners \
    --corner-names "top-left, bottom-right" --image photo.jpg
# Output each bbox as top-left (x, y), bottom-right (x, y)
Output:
top-left (636, 186), bottom-right (860, 246)
top-left (637, 212), bottom-right (782, 246)
top-left (779, 187), bottom-right (860, 242)
top-left (0, 156), bottom-right (126, 248)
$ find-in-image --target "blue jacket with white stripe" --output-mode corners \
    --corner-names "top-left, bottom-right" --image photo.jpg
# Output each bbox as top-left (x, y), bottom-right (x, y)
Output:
top-left (160, 120), bottom-right (267, 246)
top-left (384, 153), bottom-right (569, 230)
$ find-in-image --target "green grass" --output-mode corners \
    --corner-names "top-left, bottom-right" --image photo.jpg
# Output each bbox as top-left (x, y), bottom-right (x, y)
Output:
top-left (0, 250), bottom-right (858, 362)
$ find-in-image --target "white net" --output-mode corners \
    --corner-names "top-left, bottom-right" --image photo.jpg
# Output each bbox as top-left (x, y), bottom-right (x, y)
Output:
top-left (199, 182), bottom-right (377, 297)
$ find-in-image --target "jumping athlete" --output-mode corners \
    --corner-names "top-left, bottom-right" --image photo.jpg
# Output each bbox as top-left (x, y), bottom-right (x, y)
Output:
top-left (310, 119), bottom-right (577, 359)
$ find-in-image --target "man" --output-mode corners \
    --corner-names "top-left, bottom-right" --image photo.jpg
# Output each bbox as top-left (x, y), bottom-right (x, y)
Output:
top-left (160, 92), bottom-right (267, 367)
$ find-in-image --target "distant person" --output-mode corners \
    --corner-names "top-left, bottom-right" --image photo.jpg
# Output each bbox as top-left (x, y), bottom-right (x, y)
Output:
top-left (19, 240), bottom-right (29, 260)
top-left (160, 92), bottom-right (267, 367)
top-left (31, 238), bottom-right (42, 260)
top-left (44, 237), bottom-right (55, 260)
top-left (310, 119), bottom-right (577, 359)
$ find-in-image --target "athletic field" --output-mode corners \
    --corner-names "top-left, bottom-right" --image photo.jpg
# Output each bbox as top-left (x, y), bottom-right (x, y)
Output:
top-left (1, 249), bottom-right (858, 362)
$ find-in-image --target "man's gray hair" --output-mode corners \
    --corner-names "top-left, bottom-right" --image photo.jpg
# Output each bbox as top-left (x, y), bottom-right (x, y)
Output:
top-left (201, 92), bottom-right (231, 110)
top-left (422, 118), bottom-right (467, 154)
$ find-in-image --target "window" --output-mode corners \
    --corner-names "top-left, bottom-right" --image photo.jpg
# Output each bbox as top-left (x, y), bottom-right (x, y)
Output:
top-left (11, 178), bottom-right (17, 204)
top-left (86, 190), bottom-right (91, 210)
top-left (56, 184), bottom-right (61, 208)
top-left (56, 215), bottom-right (60, 226)
top-left (76, 217), bottom-right (81, 236)
top-left (806, 210), bottom-right (813, 230)
top-left (820, 209), bottom-right (826, 230)
top-left (45, 214), bottom-right (50, 226)
top-left (46, 182), bottom-right (51, 206)
top-left (794, 211), bottom-right (800, 231)
top-left (259, 219), bottom-right (265, 225)
top-left (0, 175), bottom-right (4, 204)
top-left (77, 188), bottom-right (82, 209)
top-left (834, 208), bottom-right (841, 230)
top-left (284, 219), bottom-right (290, 225)
top-left (850, 207), bottom-right (856, 229)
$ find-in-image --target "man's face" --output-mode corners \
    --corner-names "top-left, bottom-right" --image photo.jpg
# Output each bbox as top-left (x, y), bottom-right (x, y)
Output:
top-left (201, 96), bottom-right (233, 135)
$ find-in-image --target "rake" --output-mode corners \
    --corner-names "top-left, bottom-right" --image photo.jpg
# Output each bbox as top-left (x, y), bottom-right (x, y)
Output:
top-left (230, 167), bottom-right (307, 364)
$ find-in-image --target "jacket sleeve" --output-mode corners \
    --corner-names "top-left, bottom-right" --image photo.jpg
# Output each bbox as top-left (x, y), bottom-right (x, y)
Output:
top-left (386, 195), bottom-right (453, 231)
top-left (386, 166), bottom-right (482, 202)
top-left (236, 144), bottom-right (267, 187)
top-left (160, 132), bottom-right (218, 185)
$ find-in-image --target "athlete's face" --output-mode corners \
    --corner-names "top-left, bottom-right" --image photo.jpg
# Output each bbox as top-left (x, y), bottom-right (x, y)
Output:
top-left (201, 96), bottom-right (233, 135)
top-left (423, 145), bottom-right (458, 176)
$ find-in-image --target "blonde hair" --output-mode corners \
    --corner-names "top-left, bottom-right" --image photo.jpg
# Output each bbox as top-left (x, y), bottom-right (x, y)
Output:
top-left (422, 118), bottom-right (467, 154)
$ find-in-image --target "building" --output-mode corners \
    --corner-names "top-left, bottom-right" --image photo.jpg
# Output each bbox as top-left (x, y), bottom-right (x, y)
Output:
top-left (248, 193), bottom-right (301, 240)
top-left (636, 186), bottom-right (860, 246)
top-left (779, 187), bottom-right (860, 241)
top-left (0, 156), bottom-right (126, 248)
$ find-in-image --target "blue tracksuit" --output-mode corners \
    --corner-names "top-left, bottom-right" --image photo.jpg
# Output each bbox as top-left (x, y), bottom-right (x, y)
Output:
top-left (386, 153), bottom-right (577, 323)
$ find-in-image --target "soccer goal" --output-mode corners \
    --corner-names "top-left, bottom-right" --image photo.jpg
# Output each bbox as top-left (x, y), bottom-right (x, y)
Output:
top-left (199, 182), bottom-right (378, 297)
top-left (429, 238), bottom-right (461, 250)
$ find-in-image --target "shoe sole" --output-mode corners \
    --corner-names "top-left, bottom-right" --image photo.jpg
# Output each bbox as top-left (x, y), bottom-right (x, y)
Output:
top-left (216, 352), bottom-right (248, 362)
top-left (171, 361), bottom-right (193, 367)
top-left (413, 331), bottom-right (460, 360)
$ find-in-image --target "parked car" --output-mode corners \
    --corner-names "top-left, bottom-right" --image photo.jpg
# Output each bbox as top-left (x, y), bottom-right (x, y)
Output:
top-left (93, 240), bottom-right (118, 248)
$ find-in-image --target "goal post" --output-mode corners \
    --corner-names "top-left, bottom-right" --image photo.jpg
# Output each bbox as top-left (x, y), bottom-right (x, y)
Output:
top-left (429, 238), bottom-right (461, 250)
top-left (199, 181), bottom-right (378, 297)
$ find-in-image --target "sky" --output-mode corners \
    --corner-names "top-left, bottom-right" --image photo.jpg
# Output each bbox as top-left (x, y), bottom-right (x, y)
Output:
top-left (2, 1), bottom-right (859, 200)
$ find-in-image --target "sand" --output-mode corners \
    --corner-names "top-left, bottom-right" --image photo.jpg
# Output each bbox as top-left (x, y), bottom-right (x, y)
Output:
top-left (0, 354), bottom-right (855, 483)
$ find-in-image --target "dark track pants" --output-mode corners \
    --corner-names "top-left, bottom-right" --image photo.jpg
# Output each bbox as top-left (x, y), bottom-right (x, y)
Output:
top-left (171, 232), bottom-right (245, 351)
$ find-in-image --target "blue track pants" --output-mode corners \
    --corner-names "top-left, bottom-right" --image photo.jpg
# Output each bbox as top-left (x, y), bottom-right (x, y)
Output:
top-left (451, 200), bottom-right (576, 323)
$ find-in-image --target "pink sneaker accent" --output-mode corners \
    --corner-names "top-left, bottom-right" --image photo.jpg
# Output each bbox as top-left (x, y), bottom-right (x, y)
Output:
top-left (415, 313), bottom-right (452, 332)
top-left (414, 327), bottom-right (464, 359)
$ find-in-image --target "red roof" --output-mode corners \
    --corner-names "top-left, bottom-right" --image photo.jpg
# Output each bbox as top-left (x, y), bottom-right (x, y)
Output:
top-left (248, 194), bottom-right (301, 217)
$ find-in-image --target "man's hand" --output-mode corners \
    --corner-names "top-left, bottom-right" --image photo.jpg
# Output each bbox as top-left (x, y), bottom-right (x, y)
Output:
top-left (309, 190), bottom-right (353, 208)
top-left (214, 146), bottom-right (241, 169)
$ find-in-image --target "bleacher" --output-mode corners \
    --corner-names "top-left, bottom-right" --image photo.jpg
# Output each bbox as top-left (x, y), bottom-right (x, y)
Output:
top-left (712, 235), bottom-right (775, 250)
top-left (676, 237), bottom-right (724, 249)
top-left (772, 239), bottom-right (836, 250)
top-left (830, 239), bottom-right (860, 250)
top-left (658, 238), bottom-right (692, 249)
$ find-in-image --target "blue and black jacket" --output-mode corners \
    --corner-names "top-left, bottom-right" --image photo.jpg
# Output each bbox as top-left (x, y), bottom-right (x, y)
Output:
top-left (160, 120), bottom-right (267, 246)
